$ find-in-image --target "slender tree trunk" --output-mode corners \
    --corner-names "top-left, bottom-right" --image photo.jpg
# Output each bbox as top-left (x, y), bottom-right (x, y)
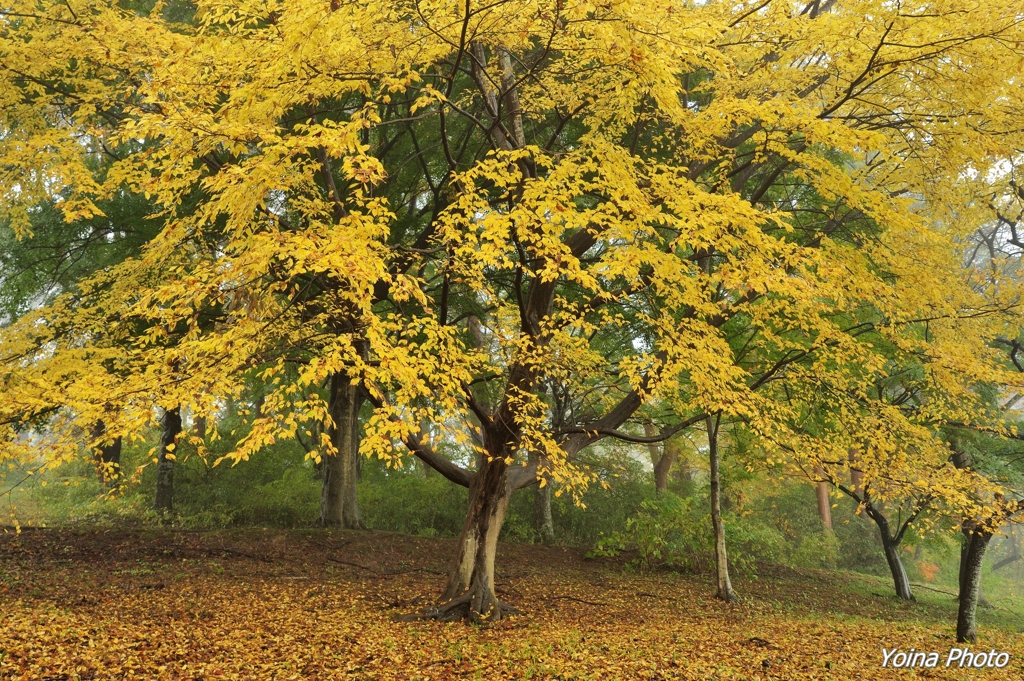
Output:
top-left (707, 415), bottom-right (737, 602)
top-left (814, 466), bottom-right (832, 529)
top-left (848, 448), bottom-right (867, 517)
top-left (865, 507), bottom-right (913, 600)
top-left (318, 372), bottom-right (363, 529)
top-left (881, 539), bottom-right (913, 600)
top-left (957, 523), bottom-right (993, 643)
top-left (92, 421), bottom-right (122, 486)
top-left (414, 454), bottom-right (519, 622)
top-left (153, 407), bottom-right (181, 512)
top-left (534, 479), bottom-right (554, 545)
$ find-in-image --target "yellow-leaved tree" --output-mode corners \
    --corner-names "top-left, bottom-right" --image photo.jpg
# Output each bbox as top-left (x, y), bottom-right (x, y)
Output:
top-left (2, 0), bottom-right (1024, 623)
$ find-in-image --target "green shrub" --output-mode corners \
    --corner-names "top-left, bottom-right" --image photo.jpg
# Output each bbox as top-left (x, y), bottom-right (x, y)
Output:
top-left (359, 458), bottom-right (469, 537)
top-left (589, 492), bottom-right (715, 573)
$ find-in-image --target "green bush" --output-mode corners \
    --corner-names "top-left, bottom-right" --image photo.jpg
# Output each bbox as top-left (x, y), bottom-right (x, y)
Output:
top-left (359, 458), bottom-right (469, 537)
top-left (588, 479), bottom-right (880, 577)
top-left (589, 492), bottom-right (715, 573)
top-left (549, 454), bottom-right (655, 547)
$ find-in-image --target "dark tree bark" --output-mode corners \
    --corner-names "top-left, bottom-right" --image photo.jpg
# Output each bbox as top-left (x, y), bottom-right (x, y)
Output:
top-left (957, 522), bottom-right (993, 643)
top-left (836, 470), bottom-right (927, 601)
top-left (318, 372), bottom-right (363, 529)
top-left (864, 504), bottom-right (914, 600)
top-left (92, 421), bottom-right (122, 486)
top-left (707, 414), bottom-right (737, 602)
top-left (194, 415), bottom-right (207, 441)
top-left (153, 407), bottom-right (181, 512)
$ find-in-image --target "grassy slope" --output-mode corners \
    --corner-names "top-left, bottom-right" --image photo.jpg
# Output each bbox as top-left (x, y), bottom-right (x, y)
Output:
top-left (1, 528), bottom-right (1021, 680)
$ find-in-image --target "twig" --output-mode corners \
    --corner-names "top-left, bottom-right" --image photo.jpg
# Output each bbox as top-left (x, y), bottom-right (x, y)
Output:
top-left (552, 593), bottom-right (606, 606)
top-left (909, 582), bottom-right (958, 597)
top-left (325, 556), bottom-right (444, 576)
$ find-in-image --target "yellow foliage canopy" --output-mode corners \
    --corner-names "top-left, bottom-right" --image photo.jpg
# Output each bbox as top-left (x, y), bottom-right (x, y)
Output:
top-left (1, 0), bottom-right (1023, 523)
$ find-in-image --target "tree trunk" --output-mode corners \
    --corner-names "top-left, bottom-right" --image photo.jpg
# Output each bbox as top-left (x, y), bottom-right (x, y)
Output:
top-left (865, 507), bottom-right (913, 600)
top-left (92, 421), bottom-right (122, 486)
top-left (957, 524), bottom-right (992, 643)
top-left (534, 479), bottom-right (554, 545)
top-left (153, 407), bottom-right (181, 512)
top-left (814, 466), bottom-right (832, 529)
top-left (958, 531), bottom-right (969, 596)
top-left (412, 455), bottom-right (519, 622)
top-left (881, 538), bottom-right (913, 600)
top-left (707, 415), bottom-right (737, 602)
top-left (194, 415), bottom-right (207, 441)
top-left (654, 445), bottom-right (676, 493)
top-left (318, 372), bottom-right (363, 529)
top-left (644, 424), bottom-right (677, 492)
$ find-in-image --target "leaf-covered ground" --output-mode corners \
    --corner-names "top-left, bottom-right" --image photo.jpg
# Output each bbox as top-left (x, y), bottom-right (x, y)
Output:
top-left (1, 528), bottom-right (1021, 680)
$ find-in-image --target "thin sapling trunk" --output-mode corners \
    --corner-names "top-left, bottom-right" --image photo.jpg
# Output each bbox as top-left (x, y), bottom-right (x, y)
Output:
top-left (707, 414), bottom-right (737, 602)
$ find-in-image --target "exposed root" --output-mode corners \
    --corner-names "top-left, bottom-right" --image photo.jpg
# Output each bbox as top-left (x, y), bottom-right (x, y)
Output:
top-left (398, 584), bottom-right (521, 623)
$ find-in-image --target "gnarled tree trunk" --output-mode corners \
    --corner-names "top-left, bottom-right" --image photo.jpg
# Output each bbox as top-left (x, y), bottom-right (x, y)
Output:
top-left (318, 372), bottom-right (363, 529)
top-left (707, 415), bottom-right (737, 602)
top-left (417, 454), bottom-right (519, 622)
top-left (153, 407), bottom-right (181, 512)
top-left (957, 522), bottom-right (993, 643)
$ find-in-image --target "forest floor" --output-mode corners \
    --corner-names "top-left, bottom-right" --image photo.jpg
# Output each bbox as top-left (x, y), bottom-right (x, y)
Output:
top-left (1, 528), bottom-right (1022, 680)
